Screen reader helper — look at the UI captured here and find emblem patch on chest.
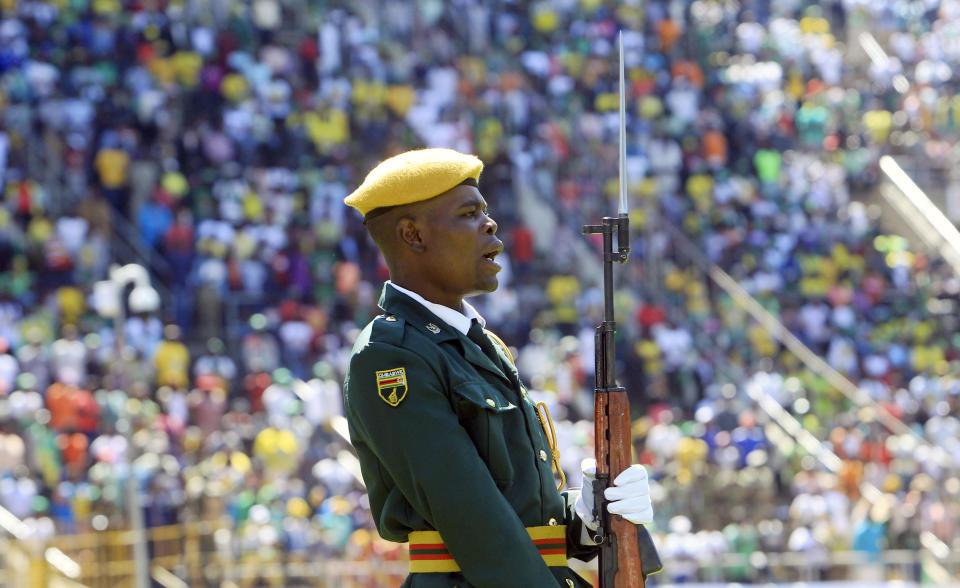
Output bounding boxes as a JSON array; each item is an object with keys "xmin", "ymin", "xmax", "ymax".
[{"xmin": 376, "ymin": 367, "xmax": 408, "ymax": 407}]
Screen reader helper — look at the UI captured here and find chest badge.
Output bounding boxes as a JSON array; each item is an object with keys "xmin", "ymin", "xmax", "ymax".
[
  {"xmin": 426, "ymin": 323, "xmax": 441, "ymax": 334},
  {"xmin": 376, "ymin": 367, "xmax": 408, "ymax": 407}
]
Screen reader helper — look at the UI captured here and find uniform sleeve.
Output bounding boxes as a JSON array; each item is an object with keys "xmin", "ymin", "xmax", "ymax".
[
  {"xmin": 345, "ymin": 341, "xmax": 559, "ymax": 588},
  {"xmin": 560, "ymin": 489, "xmax": 599, "ymax": 562}
]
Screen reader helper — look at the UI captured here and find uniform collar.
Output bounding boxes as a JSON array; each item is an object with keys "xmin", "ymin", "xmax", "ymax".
[
  {"xmin": 378, "ymin": 283, "xmax": 512, "ymax": 387},
  {"xmin": 385, "ymin": 281, "xmax": 484, "ymax": 335}
]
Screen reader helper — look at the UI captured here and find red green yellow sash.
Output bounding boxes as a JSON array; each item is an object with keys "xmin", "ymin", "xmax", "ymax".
[{"xmin": 408, "ymin": 524, "xmax": 567, "ymax": 573}]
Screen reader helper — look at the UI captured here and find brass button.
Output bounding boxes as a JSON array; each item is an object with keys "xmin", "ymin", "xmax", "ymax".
[
  {"xmin": 485, "ymin": 398, "xmax": 496, "ymax": 407},
  {"xmin": 539, "ymin": 449, "xmax": 548, "ymax": 462},
  {"xmin": 566, "ymin": 580, "xmax": 574, "ymax": 587},
  {"xmin": 384, "ymin": 315, "xmax": 397, "ymax": 322},
  {"xmin": 548, "ymin": 517, "xmax": 558, "ymax": 526}
]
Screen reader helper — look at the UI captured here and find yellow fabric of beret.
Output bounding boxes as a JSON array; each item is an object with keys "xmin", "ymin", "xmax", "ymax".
[{"xmin": 344, "ymin": 148, "xmax": 483, "ymax": 217}]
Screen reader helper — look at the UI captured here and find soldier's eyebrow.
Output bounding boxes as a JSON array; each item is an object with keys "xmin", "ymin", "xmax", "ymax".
[{"xmin": 454, "ymin": 195, "xmax": 487, "ymax": 212}]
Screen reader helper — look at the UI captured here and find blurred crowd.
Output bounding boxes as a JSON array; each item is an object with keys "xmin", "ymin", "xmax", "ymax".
[{"xmin": 1, "ymin": 0, "xmax": 959, "ymax": 583}]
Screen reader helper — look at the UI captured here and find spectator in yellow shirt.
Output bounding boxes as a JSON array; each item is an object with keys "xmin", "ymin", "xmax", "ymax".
[
  {"xmin": 153, "ymin": 324, "xmax": 190, "ymax": 389},
  {"xmin": 93, "ymin": 136, "xmax": 131, "ymax": 215}
]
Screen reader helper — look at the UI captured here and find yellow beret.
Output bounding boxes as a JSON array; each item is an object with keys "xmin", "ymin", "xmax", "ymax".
[{"xmin": 344, "ymin": 148, "xmax": 483, "ymax": 217}]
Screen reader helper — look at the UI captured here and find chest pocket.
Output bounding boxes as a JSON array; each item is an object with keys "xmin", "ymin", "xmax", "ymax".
[{"xmin": 450, "ymin": 381, "xmax": 518, "ymax": 488}]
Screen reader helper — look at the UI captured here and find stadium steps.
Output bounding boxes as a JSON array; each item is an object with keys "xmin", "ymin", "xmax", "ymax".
[
  {"xmin": 655, "ymin": 218, "xmax": 951, "ymax": 467},
  {"xmin": 106, "ymin": 210, "xmax": 175, "ymax": 310},
  {"xmin": 21, "ymin": 113, "xmax": 175, "ymax": 320},
  {"xmin": 644, "ymin": 219, "xmax": 957, "ymax": 583}
]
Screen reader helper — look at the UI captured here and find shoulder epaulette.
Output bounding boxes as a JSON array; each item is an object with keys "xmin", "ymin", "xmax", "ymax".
[{"xmin": 370, "ymin": 314, "xmax": 405, "ymax": 346}]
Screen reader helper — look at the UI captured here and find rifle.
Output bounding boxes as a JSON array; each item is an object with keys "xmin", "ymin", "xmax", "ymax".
[{"xmin": 581, "ymin": 32, "xmax": 645, "ymax": 588}]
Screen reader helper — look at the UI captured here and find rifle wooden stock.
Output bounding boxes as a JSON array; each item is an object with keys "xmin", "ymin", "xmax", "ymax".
[{"xmin": 596, "ymin": 388, "xmax": 644, "ymax": 587}]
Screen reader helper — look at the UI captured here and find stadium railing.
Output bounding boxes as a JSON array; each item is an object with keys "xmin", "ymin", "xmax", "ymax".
[
  {"xmin": 879, "ymin": 156, "xmax": 960, "ymax": 276},
  {"xmin": 3, "ymin": 521, "xmax": 959, "ymax": 587}
]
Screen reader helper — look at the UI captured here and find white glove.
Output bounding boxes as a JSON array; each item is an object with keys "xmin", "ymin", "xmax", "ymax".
[{"xmin": 575, "ymin": 458, "xmax": 653, "ymax": 532}]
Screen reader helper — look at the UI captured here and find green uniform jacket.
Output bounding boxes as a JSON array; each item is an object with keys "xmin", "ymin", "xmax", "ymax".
[{"xmin": 345, "ymin": 285, "xmax": 597, "ymax": 587}]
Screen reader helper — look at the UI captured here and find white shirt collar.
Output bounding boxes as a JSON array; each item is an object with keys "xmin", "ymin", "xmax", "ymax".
[{"xmin": 387, "ymin": 281, "xmax": 485, "ymax": 335}]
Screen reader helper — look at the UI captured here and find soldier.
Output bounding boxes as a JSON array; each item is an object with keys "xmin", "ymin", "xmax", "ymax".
[{"xmin": 343, "ymin": 148, "xmax": 660, "ymax": 587}]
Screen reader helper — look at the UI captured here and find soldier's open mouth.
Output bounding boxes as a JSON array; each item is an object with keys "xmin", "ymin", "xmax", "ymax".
[{"xmin": 481, "ymin": 247, "xmax": 502, "ymax": 270}]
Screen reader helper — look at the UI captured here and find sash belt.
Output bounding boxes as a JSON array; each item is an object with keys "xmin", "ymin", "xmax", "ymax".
[{"xmin": 408, "ymin": 524, "xmax": 567, "ymax": 573}]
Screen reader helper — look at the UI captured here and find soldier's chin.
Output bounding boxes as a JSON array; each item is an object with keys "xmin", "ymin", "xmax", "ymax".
[{"xmin": 469, "ymin": 278, "xmax": 499, "ymax": 297}]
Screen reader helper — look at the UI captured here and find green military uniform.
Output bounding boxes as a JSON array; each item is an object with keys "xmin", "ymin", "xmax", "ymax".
[{"xmin": 345, "ymin": 284, "xmax": 597, "ymax": 587}]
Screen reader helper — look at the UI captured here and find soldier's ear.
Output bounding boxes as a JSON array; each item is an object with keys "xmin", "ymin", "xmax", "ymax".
[{"xmin": 396, "ymin": 217, "xmax": 425, "ymax": 252}]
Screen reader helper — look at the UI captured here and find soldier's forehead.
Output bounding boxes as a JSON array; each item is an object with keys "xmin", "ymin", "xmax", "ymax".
[{"xmin": 444, "ymin": 185, "xmax": 487, "ymax": 210}]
